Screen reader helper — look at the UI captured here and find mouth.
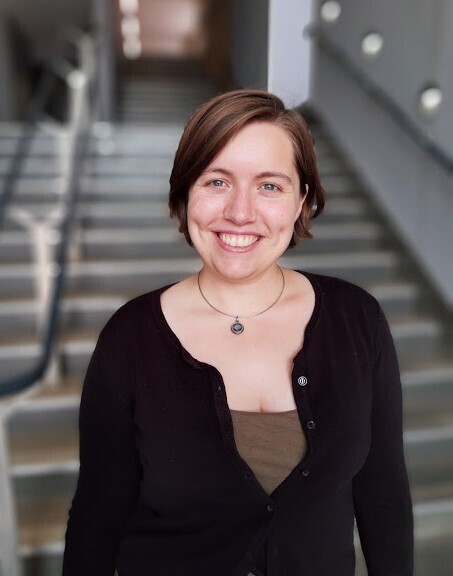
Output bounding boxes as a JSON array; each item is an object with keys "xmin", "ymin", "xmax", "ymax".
[{"xmin": 218, "ymin": 233, "xmax": 260, "ymax": 248}]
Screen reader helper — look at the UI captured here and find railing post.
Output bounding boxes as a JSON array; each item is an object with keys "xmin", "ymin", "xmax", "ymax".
[{"xmin": 0, "ymin": 412, "xmax": 20, "ymax": 576}]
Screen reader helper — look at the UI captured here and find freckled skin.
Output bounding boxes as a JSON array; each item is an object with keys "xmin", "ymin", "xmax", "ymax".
[{"xmin": 188, "ymin": 122, "xmax": 304, "ymax": 285}]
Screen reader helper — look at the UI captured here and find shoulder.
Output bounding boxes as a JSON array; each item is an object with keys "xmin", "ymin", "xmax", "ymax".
[
  {"xmin": 303, "ymin": 271, "xmax": 381, "ymax": 316},
  {"xmin": 301, "ymin": 272, "xmax": 385, "ymax": 346},
  {"xmin": 97, "ymin": 284, "xmax": 173, "ymax": 349}
]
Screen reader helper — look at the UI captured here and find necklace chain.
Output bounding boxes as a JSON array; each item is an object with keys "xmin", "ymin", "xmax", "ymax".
[{"xmin": 197, "ymin": 267, "xmax": 285, "ymax": 334}]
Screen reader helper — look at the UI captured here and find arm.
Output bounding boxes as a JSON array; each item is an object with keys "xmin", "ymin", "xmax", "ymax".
[
  {"xmin": 63, "ymin": 316, "xmax": 141, "ymax": 575},
  {"xmin": 353, "ymin": 309, "xmax": 414, "ymax": 576}
]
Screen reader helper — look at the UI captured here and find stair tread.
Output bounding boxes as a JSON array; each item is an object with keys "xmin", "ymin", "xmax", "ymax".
[{"xmin": 18, "ymin": 494, "xmax": 70, "ymax": 555}]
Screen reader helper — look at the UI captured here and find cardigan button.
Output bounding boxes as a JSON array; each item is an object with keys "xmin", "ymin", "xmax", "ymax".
[
  {"xmin": 266, "ymin": 503, "xmax": 276, "ymax": 513},
  {"xmin": 306, "ymin": 420, "xmax": 316, "ymax": 430},
  {"xmin": 297, "ymin": 376, "xmax": 308, "ymax": 386},
  {"xmin": 300, "ymin": 468, "xmax": 310, "ymax": 477}
]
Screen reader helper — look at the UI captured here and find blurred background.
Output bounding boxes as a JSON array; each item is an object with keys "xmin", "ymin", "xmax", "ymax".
[{"xmin": 0, "ymin": 0, "xmax": 452, "ymax": 574}]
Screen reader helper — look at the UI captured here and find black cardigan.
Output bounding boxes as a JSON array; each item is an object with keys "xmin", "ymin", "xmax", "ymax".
[{"xmin": 63, "ymin": 272, "xmax": 414, "ymax": 576}]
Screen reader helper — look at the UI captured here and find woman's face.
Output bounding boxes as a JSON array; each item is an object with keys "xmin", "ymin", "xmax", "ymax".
[{"xmin": 187, "ymin": 121, "xmax": 304, "ymax": 283}]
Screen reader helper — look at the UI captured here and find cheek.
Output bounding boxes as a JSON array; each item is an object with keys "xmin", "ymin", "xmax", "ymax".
[
  {"xmin": 187, "ymin": 192, "xmax": 221, "ymax": 233},
  {"xmin": 187, "ymin": 193, "xmax": 207, "ymax": 222}
]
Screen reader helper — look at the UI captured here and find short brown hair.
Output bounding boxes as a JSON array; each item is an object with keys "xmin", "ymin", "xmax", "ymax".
[{"xmin": 169, "ymin": 89, "xmax": 324, "ymax": 247}]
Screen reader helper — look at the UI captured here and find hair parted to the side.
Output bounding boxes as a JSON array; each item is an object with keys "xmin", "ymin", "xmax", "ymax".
[{"xmin": 168, "ymin": 88, "xmax": 325, "ymax": 247}]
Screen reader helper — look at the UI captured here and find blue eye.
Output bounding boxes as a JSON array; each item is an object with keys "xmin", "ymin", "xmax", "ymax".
[
  {"xmin": 262, "ymin": 183, "xmax": 279, "ymax": 191},
  {"xmin": 211, "ymin": 179, "xmax": 225, "ymax": 187}
]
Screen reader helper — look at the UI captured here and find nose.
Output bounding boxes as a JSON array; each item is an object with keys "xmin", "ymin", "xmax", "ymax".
[{"xmin": 223, "ymin": 185, "xmax": 256, "ymax": 224}]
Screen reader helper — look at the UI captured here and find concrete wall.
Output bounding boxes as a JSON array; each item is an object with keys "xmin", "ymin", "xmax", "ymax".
[
  {"xmin": 314, "ymin": 0, "xmax": 453, "ymax": 169},
  {"xmin": 231, "ymin": 0, "xmax": 269, "ymax": 90},
  {"xmin": 0, "ymin": 18, "xmax": 14, "ymax": 121},
  {"xmin": 311, "ymin": 0, "xmax": 453, "ymax": 307},
  {"xmin": 231, "ymin": 0, "xmax": 313, "ymax": 107}
]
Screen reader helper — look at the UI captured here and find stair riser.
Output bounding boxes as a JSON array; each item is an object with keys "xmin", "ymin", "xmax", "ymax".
[
  {"xmin": 0, "ymin": 277, "xmax": 34, "ymax": 297},
  {"xmin": 405, "ymin": 436, "xmax": 453, "ymax": 491},
  {"xmin": 86, "ymin": 160, "xmax": 174, "ymax": 176},
  {"xmin": 59, "ymin": 306, "xmax": 120, "ymax": 333},
  {"xmin": 0, "ymin": 244, "xmax": 32, "ymax": 263},
  {"xmin": 0, "ymin": 159, "xmax": 62, "ymax": 177},
  {"xmin": 0, "ymin": 355, "xmax": 40, "ymax": 382},
  {"xmin": 63, "ymin": 265, "xmax": 400, "ymax": 298},
  {"xmin": 78, "ymin": 215, "xmax": 172, "ymax": 229},
  {"xmin": 79, "ymin": 237, "xmax": 386, "ymax": 261},
  {"xmin": 403, "ymin": 380, "xmax": 453, "ymax": 428},
  {"xmin": 0, "ymin": 312, "xmax": 37, "ymax": 337},
  {"xmin": 21, "ymin": 555, "xmax": 64, "ymax": 576},
  {"xmin": 65, "ymin": 270, "xmax": 189, "ymax": 297},
  {"xmin": 375, "ymin": 297, "xmax": 419, "ymax": 317},
  {"xmin": 394, "ymin": 334, "xmax": 443, "ymax": 366}
]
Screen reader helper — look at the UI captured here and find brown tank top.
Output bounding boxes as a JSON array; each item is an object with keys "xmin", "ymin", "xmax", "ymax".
[
  {"xmin": 230, "ymin": 409, "xmax": 307, "ymax": 495},
  {"xmin": 230, "ymin": 410, "xmax": 307, "ymax": 576}
]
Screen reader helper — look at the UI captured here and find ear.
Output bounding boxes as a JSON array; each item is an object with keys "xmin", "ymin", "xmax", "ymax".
[{"xmin": 294, "ymin": 184, "xmax": 309, "ymax": 222}]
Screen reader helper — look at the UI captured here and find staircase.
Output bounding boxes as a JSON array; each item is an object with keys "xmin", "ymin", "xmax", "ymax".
[{"xmin": 1, "ymin": 61, "xmax": 452, "ymax": 576}]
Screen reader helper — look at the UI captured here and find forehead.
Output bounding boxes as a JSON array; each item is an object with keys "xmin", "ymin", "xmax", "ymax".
[{"xmin": 208, "ymin": 122, "xmax": 296, "ymax": 168}]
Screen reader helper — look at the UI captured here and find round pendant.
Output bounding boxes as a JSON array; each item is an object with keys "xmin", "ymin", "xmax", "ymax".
[{"xmin": 231, "ymin": 320, "xmax": 244, "ymax": 335}]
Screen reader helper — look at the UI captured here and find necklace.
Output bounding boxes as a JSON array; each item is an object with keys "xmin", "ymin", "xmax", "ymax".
[{"xmin": 197, "ymin": 267, "xmax": 285, "ymax": 335}]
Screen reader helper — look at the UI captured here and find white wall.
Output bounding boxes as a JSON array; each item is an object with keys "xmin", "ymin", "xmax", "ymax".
[
  {"xmin": 231, "ymin": 0, "xmax": 313, "ymax": 107},
  {"xmin": 314, "ymin": 0, "xmax": 453, "ymax": 168},
  {"xmin": 312, "ymin": 41, "xmax": 453, "ymax": 308},
  {"xmin": 267, "ymin": 0, "xmax": 313, "ymax": 107}
]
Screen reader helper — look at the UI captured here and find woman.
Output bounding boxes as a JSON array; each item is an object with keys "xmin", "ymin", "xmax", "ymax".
[{"xmin": 63, "ymin": 89, "xmax": 413, "ymax": 576}]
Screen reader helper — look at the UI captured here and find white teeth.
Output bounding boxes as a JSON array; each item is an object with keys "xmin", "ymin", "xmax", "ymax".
[{"xmin": 219, "ymin": 234, "xmax": 259, "ymax": 247}]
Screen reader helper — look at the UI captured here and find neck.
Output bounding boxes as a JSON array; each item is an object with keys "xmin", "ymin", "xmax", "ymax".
[{"xmin": 197, "ymin": 265, "xmax": 285, "ymax": 318}]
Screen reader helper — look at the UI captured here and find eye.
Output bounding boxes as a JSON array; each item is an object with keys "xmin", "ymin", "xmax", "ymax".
[
  {"xmin": 261, "ymin": 183, "xmax": 280, "ymax": 192},
  {"xmin": 210, "ymin": 179, "xmax": 226, "ymax": 187}
]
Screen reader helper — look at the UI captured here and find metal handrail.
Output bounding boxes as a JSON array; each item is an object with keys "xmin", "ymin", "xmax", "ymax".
[
  {"xmin": 308, "ymin": 25, "xmax": 453, "ymax": 172},
  {"xmin": 0, "ymin": 33, "xmax": 94, "ymax": 398},
  {"xmin": 0, "ymin": 130, "xmax": 89, "ymax": 397},
  {"xmin": 0, "ymin": 72, "xmax": 57, "ymax": 228}
]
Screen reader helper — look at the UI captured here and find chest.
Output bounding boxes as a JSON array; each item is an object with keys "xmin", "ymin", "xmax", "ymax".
[{"xmin": 182, "ymin": 317, "xmax": 305, "ymax": 412}]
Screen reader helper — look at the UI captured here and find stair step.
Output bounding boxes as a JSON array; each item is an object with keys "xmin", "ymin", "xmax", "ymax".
[
  {"xmin": 12, "ymin": 377, "xmax": 82, "ymax": 414},
  {"xmin": 15, "ymin": 476, "xmax": 76, "ymax": 557},
  {"xmin": 402, "ymin": 365, "xmax": 453, "ymax": 428},
  {"xmin": 80, "ymin": 175, "xmax": 170, "ymax": 199},
  {"xmin": 388, "ymin": 316, "xmax": 443, "ymax": 364},
  {"xmin": 405, "ymin": 426, "xmax": 453, "ymax": 500},
  {"xmin": 85, "ymin": 157, "xmax": 174, "ymax": 177},
  {"xmin": 0, "ymin": 157, "xmax": 63, "ymax": 177},
  {"xmin": 0, "ymin": 342, "xmax": 40, "ymax": 381},
  {"xmin": 0, "ymin": 295, "xmax": 125, "ymax": 338},
  {"xmin": 368, "ymin": 281, "xmax": 420, "ymax": 315},
  {"xmin": 9, "ymin": 416, "xmax": 79, "ymax": 477}
]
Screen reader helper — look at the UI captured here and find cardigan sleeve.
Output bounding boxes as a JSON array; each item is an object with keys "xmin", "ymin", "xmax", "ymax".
[
  {"xmin": 352, "ymin": 309, "xmax": 414, "ymax": 576},
  {"xmin": 63, "ymin": 316, "xmax": 141, "ymax": 575}
]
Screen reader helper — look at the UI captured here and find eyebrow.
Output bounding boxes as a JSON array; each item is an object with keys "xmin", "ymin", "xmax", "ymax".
[{"xmin": 204, "ymin": 167, "xmax": 294, "ymax": 185}]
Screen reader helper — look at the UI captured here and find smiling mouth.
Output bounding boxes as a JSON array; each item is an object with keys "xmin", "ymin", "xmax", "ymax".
[{"xmin": 218, "ymin": 233, "xmax": 260, "ymax": 247}]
